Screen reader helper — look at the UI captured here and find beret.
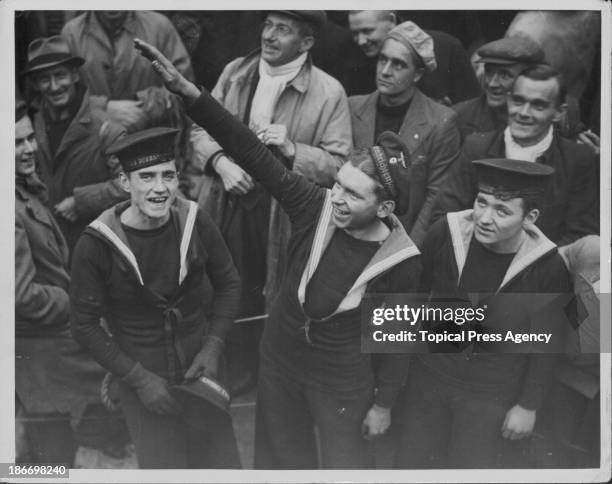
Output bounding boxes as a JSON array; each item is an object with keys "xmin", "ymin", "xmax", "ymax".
[
  {"xmin": 385, "ymin": 21, "xmax": 437, "ymax": 72},
  {"xmin": 269, "ymin": 11, "xmax": 327, "ymax": 29},
  {"xmin": 473, "ymin": 158, "xmax": 554, "ymax": 198}
]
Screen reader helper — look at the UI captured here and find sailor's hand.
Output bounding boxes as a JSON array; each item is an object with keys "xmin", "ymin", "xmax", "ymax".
[
  {"xmin": 184, "ymin": 336, "xmax": 224, "ymax": 380},
  {"xmin": 214, "ymin": 155, "xmax": 255, "ymax": 195},
  {"xmin": 361, "ymin": 403, "xmax": 391, "ymax": 440},
  {"xmin": 134, "ymin": 38, "xmax": 199, "ymax": 102},
  {"xmin": 54, "ymin": 196, "xmax": 77, "ymax": 221},
  {"xmin": 122, "ymin": 363, "xmax": 180, "ymax": 415}
]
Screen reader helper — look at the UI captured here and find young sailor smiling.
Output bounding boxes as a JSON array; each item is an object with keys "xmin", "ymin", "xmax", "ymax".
[{"xmin": 132, "ymin": 38, "xmax": 422, "ymax": 469}]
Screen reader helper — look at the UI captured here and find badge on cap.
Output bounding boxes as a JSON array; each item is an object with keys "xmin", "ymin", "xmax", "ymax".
[{"xmin": 389, "ymin": 152, "xmax": 407, "ymax": 169}]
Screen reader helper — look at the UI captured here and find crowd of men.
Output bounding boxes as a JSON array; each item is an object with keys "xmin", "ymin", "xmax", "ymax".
[{"xmin": 14, "ymin": 10, "xmax": 602, "ymax": 470}]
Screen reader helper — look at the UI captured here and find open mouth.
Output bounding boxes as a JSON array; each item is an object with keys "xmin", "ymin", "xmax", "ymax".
[
  {"xmin": 333, "ymin": 206, "xmax": 350, "ymax": 217},
  {"xmin": 148, "ymin": 196, "xmax": 168, "ymax": 206}
]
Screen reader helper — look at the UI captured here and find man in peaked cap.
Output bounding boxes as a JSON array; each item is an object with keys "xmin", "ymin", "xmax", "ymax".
[
  {"xmin": 349, "ymin": 20, "xmax": 461, "ymax": 247},
  {"xmin": 23, "ymin": 35, "xmax": 127, "ymax": 253},
  {"xmin": 135, "ymin": 37, "xmax": 421, "ymax": 468},
  {"xmin": 452, "ymin": 35, "xmax": 545, "ymax": 140},
  {"xmin": 187, "ymin": 9, "xmax": 351, "ymax": 396},
  {"xmin": 395, "ymin": 158, "xmax": 572, "ymax": 468},
  {"xmin": 69, "ymin": 127, "xmax": 242, "ymax": 468}
]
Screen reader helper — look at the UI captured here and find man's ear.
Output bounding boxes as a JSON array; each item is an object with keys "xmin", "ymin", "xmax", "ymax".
[
  {"xmin": 552, "ymin": 102, "xmax": 568, "ymax": 125},
  {"xmin": 299, "ymin": 35, "xmax": 315, "ymax": 53},
  {"xmin": 377, "ymin": 199, "xmax": 395, "ymax": 219},
  {"xmin": 413, "ymin": 67, "xmax": 425, "ymax": 84},
  {"xmin": 523, "ymin": 208, "xmax": 540, "ymax": 226},
  {"xmin": 387, "ymin": 11, "xmax": 397, "ymax": 26},
  {"xmin": 119, "ymin": 172, "xmax": 131, "ymax": 193}
]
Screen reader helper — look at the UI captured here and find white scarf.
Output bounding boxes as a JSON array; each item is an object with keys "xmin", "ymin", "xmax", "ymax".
[
  {"xmin": 249, "ymin": 52, "xmax": 308, "ymax": 132},
  {"xmin": 504, "ymin": 125, "xmax": 554, "ymax": 162}
]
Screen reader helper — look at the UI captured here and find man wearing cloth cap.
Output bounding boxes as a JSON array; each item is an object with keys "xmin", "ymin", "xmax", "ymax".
[
  {"xmin": 346, "ymin": 11, "xmax": 480, "ymax": 103},
  {"xmin": 434, "ymin": 64, "xmax": 599, "ymax": 248},
  {"xmin": 188, "ymin": 11, "xmax": 352, "ymax": 394},
  {"xmin": 69, "ymin": 128, "xmax": 241, "ymax": 468},
  {"xmin": 453, "ymin": 35, "xmax": 545, "ymax": 141},
  {"xmin": 349, "ymin": 21, "xmax": 461, "ymax": 247},
  {"xmin": 135, "ymin": 38, "xmax": 421, "ymax": 468},
  {"xmin": 395, "ymin": 158, "xmax": 572, "ymax": 468},
  {"xmin": 22, "ymin": 35, "xmax": 127, "ymax": 252}
]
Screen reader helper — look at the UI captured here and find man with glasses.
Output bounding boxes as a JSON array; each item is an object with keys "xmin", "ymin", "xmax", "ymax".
[
  {"xmin": 349, "ymin": 21, "xmax": 461, "ymax": 247},
  {"xmin": 189, "ymin": 10, "xmax": 351, "ymax": 395},
  {"xmin": 69, "ymin": 128, "xmax": 242, "ymax": 468}
]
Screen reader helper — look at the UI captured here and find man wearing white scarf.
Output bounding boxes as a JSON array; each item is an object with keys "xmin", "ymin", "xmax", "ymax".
[
  {"xmin": 187, "ymin": 10, "xmax": 352, "ymax": 398},
  {"xmin": 434, "ymin": 64, "xmax": 599, "ymax": 249}
]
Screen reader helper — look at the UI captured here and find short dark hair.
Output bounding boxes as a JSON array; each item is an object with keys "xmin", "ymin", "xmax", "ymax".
[
  {"xmin": 517, "ymin": 64, "xmax": 567, "ymax": 106},
  {"xmin": 347, "ymin": 149, "xmax": 388, "ymax": 202}
]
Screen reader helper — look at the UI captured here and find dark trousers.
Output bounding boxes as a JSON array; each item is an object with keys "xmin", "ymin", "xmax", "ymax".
[
  {"xmin": 117, "ymin": 382, "xmax": 241, "ymax": 469},
  {"xmin": 394, "ymin": 359, "xmax": 519, "ymax": 469},
  {"xmin": 254, "ymin": 357, "xmax": 374, "ymax": 469}
]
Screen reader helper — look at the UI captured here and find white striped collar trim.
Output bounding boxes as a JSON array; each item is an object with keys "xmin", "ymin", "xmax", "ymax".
[
  {"xmin": 178, "ymin": 201, "xmax": 198, "ymax": 285},
  {"xmin": 89, "ymin": 219, "xmax": 144, "ymax": 285}
]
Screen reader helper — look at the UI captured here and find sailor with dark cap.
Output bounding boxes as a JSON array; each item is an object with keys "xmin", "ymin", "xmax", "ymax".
[
  {"xmin": 395, "ymin": 158, "xmax": 572, "ymax": 468},
  {"xmin": 453, "ymin": 35, "xmax": 545, "ymax": 140},
  {"xmin": 69, "ymin": 127, "xmax": 242, "ymax": 468},
  {"xmin": 135, "ymin": 38, "xmax": 421, "ymax": 469}
]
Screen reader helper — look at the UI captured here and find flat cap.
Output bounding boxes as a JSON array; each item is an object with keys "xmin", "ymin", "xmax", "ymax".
[
  {"xmin": 170, "ymin": 375, "xmax": 231, "ymax": 430},
  {"xmin": 477, "ymin": 36, "xmax": 545, "ymax": 65},
  {"xmin": 385, "ymin": 21, "xmax": 437, "ymax": 72},
  {"xmin": 270, "ymin": 11, "xmax": 327, "ymax": 29},
  {"xmin": 107, "ymin": 127, "xmax": 178, "ymax": 172},
  {"xmin": 473, "ymin": 158, "xmax": 554, "ymax": 198}
]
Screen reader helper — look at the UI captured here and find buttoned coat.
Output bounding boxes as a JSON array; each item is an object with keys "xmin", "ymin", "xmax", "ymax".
[
  {"xmin": 32, "ymin": 90, "xmax": 126, "ymax": 252},
  {"xmin": 193, "ymin": 50, "xmax": 352, "ymax": 304},
  {"xmin": 349, "ymin": 89, "xmax": 461, "ymax": 247}
]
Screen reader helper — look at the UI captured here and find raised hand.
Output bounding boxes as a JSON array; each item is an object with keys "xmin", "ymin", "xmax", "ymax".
[{"xmin": 133, "ymin": 38, "xmax": 200, "ymax": 101}]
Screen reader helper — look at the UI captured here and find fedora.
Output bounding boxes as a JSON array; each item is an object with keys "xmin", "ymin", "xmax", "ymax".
[{"xmin": 22, "ymin": 35, "xmax": 84, "ymax": 76}]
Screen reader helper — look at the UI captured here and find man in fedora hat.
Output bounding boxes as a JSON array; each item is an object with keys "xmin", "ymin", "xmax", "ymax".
[
  {"xmin": 23, "ymin": 35, "xmax": 127, "ymax": 252},
  {"xmin": 395, "ymin": 158, "xmax": 572, "ymax": 468},
  {"xmin": 349, "ymin": 20, "xmax": 461, "ymax": 247},
  {"xmin": 69, "ymin": 127, "xmax": 242, "ymax": 468},
  {"xmin": 188, "ymin": 10, "xmax": 352, "ymax": 396},
  {"xmin": 135, "ymin": 38, "xmax": 421, "ymax": 469}
]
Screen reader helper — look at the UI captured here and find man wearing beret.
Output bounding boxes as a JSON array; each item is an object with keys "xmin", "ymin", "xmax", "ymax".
[
  {"xmin": 135, "ymin": 38, "xmax": 421, "ymax": 469},
  {"xmin": 189, "ymin": 10, "xmax": 352, "ymax": 394},
  {"xmin": 14, "ymin": 99, "xmax": 107, "ymax": 465},
  {"xmin": 434, "ymin": 64, "xmax": 599, "ymax": 248},
  {"xmin": 349, "ymin": 21, "xmax": 461, "ymax": 247},
  {"xmin": 23, "ymin": 35, "xmax": 128, "ymax": 253},
  {"xmin": 346, "ymin": 11, "xmax": 481, "ymax": 103},
  {"xmin": 453, "ymin": 35, "xmax": 545, "ymax": 141},
  {"xmin": 395, "ymin": 159, "xmax": 572, "ymax": 468},
  {"xmin": 69, "ymin": 127, "xmax": 241, "ymax": 468}
]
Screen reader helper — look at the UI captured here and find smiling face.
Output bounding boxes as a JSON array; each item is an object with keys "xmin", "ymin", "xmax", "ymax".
[
  {"xmin": 376, "ymin": 38, "xmax": 423, "ymax": 106},
  {"xmin": 120, "ymin": 161, "xmax": 179, "ymax": 229},
  {"xmin": 33, "ymin": 64, "xmax": 79, "ymax": 112},
  {"xmin": 472, "ymin": 191, "xmax": 538, "ymax": 253},
  {"xmin": 15, "ymin": 115, "xmax": 38, "ymax": 177},
  {"xmin": 348, "ymin": 10, "xmax": 395, "ymax": 58},
  {"xmin": 507, "ymin": 75, "xmax": 565, "ymax": 146},
  {"xmin": 260, "ymin": 13, "xmax": 313, "ymax": 67},
  {"xmin": 483, "ymin": 62, "xmax": 525, "ymax": 108},
  {"xmin": 330, "ymin": 163, "xmax": 392, "ymax": 238}
]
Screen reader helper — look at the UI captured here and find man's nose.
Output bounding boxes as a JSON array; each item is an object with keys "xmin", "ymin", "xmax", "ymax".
[
  {"xmin": 24, "ymin": 139, "xmax": 36, "ymax": 153},
  {"xmin": 479, "ymin": 207, "xmax": 493, "ymax": 224},
  {"xmin": 518, "ymin": 102, "xmax": 531, "ymax": 117},
  {"xmin": 49, "ymin": 76, "xmax": 60, "ymax": 91},
  {"xmin": 153, "ymin": 175, "xmax": 166, "ymax": 191},
  {"xmin": 487, "ymin": 72, "xmax": 501, "ymax": 87},
  {"xmin": 357, "ymin": 33, "xmax": 368, "ymax": 46},
  {"xmin": 380, "ymin": 60, "xmax": 393, "ymax": 76}
]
